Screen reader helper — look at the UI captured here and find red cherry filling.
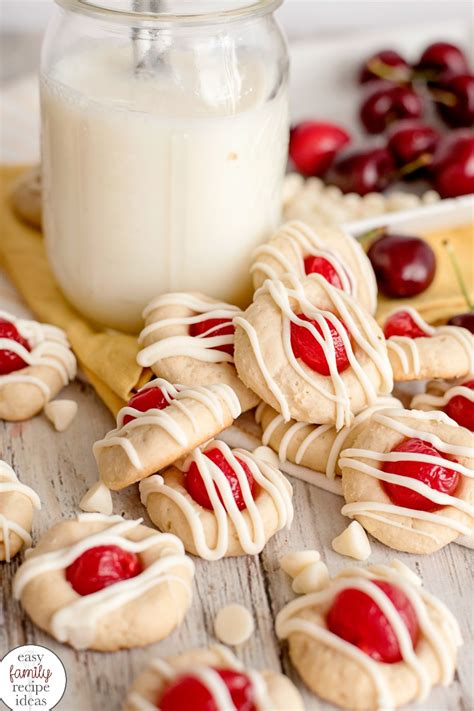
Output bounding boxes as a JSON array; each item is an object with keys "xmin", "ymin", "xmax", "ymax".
[
  {"xmin": 290, "ymin": 313, "xmax": 351, "ymax": 376},
  {"xmin": 327, "ymin": 580, "xmax": 419, "ymax": 663},
  {"xmin": 123, "ymin": 385, "xmax": 172, "ymax": 425},
  {"xmin": 185, "ymin": 447, "xmax": 256, "ymax": 512},
  {"xmin": 382, "ymin": 437, "xmax": 460, "ymax": 512},
  {"xmin": 189, "ymin": 318, "xmax": 234, "ymax": 356},
  {"xmin": 383, "ymin": 310, "xmax": 430, "ymax": 339},
  {"xmin": 444, "ymin": 380, "xmax": 474, "ymax": 431},
  {"xmin": 304, "ymin": 255, "xmax": 346, "ymax": 291},
  {"xmin": 65, "ymin": 545, "xmax": 142, "ymax": 596},
  {"xmin": 159, "ymin": 668, "xmax": 256, "ymax": 711},
  {"xmin": 0, "ymin": 318, "xmax": 31, "ymax": 375}
]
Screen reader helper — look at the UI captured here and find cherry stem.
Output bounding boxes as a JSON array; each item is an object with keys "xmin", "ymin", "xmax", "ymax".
[
  {"xmin": 359, "ymin": 227, "xmax": 386, "ymax": 249},
  {"xmin": 396, "ymin": 153, "xmax": 433, "ymax": 178},
  {"xmin": 429, "ymin": 88, "xmax": 457, "ymax": 107},
  {"xmin": 443, "ymin": 239, "xmax": 474, "ymax": 311},
  {"xmin": 367, "ymin": 58, "xmax": 411, "ymax": 84}
]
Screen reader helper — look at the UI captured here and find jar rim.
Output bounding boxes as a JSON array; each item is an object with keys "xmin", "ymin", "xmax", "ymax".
[{"xmin": 55, "ymin": 0, "xmax": 283, "ymax": 24}]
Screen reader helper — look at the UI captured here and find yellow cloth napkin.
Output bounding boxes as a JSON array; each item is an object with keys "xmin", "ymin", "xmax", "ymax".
[
  {"xmin": 374, "ymin": 222, "xmax": 474, "ymax": 326},
  {"xmin": 0, "ymin": 165, "xmax": 151, "ymax": 415}
]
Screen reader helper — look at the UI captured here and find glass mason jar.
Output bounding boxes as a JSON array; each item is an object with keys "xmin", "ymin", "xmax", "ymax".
[{"xmin": 41, "ymin": 0, "xmax": 289, "ymax": 333}]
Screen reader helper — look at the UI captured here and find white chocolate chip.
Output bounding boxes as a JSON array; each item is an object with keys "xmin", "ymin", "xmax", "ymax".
[
  {"xmin": 252, "ymin": 445, "xmax": 280, "ymax": 468},
  {"xmin": 280, "ymin": 550, "xmax": 320, "ymax": 578},
  {"xmin": 214, "ymin": 604, "xmax": 254, "ymax": 646},
  {"xmin": 292, "ymin": 561, "xmax": 330, "ymax": 594},
  {"xmin": 332, "ymin": 521, "xmax": 371, "ymax": 561},
  {"xmin": 44, "ymin": 399, "xmax": 78, "ymax": 432},
  {"xmin": 79, "ymin": 481, "xmax": 113, "ymax": 516},
  {"xmin": 390, "ymin": 559, "xmax": 422, "ymax": 586}
]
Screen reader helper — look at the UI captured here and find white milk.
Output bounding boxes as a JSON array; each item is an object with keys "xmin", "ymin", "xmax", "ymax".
[{"xmin": 41, "ymin": 47, "xmax": 288, "ymax": 333}]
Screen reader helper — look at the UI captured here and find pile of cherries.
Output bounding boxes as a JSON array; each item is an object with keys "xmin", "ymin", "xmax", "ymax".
[{"xmin": 289, "ymin": 41, "xmax": 474, "ymax": 197}]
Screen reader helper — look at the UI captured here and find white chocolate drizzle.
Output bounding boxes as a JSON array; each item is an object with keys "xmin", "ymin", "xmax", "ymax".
[
  {"xmin": 137, "ymin": 293, "xmax": 241, "ymax": 367},
  {"xmin": 93, "ymin": 380, "xmax": 241, "ymax": 470},
  {"xmin": 0, "ymin": 310, "xmax": 76, "ymax": 400},
  {"xmin": 0, "ymin": 460, "xmax": 41, "ymax": 562},
  {"xmin": 340, "ymin": 408, "xmax": 474, "ymax": 542},
  {"xmin": 411, "ymin": 376, "xmax": 474, "ymax": 417},
  {"xmin": 276, "ymin": 563, "xmax": 461, "ymax": 710},
  {"xmin": 127, "ymin": 645, "xmax": 273, "ymax": 711},
  {"xmin": 386, "ymin": 307, "xmax": 474, "ymax": 377},
  {"xmin": 140, "ymin": 441, "xmax": 293, "ymax": 561},
  {"xmin": 13, "ymin": 514, "xmax": 194, "ymax": 649}
]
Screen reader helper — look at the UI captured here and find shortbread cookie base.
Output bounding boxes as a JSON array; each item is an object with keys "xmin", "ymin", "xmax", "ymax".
[
  {"xmin": 19, "ymin": 519, "xmax": 193, "ymax": 651},
  {"xmin": 341, "ymin": 414, "xmax": 474, "ymax": 554},
  {"xmin": 0, "ymin": 489, "xmax": 34, "ymax": 560},
  {"xmin": 388, "ymin": 332, "xmax": 473, "ymax": 382},
  {"xmin": 145, "ymin": 467, "xmax": 285, "ymax": 558},
  {"xmin": 287, "ymin": 602, "xmax": 456, "ymax": 710},
  {"xmin": 0, "ymin": 364, "xmax": 65, "ymax": 421},
  {"xmin": 124, "ymin": 647, "xmax": 304, "ymax": 711}
]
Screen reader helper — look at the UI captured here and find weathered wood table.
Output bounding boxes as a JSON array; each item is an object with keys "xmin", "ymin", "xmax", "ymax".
[{"xmin": 1, "ymin": 376, "xmax": 472, "ymax": 711}]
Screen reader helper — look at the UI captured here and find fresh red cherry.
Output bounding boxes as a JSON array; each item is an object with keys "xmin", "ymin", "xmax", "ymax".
[
  {"xmin": 189, "ymin": 318, "xmax": 234, "ymax": 356},
  {"xmin": 367, "ymin": 233, "xmax": 436, "ymax": 298},
  {"xmin": 185, "ymin": 447, "xmax": 256, "ymax": 512},
  {"xmin": 0, "ymin": 318, "xmax": 31, "ymax": 375},
  {"xmin": 430, "ymin": 129, "xmax": 474, "ymax": 198},
  {"xmin": 327, "ymin": 580, "xmax": 419, "ymax": 663},
  {"xmin": 289, "ymin": 121, "xmax": 351, "ymax": 177},
  {"xmin": 123, "ymin": 385, "xmax": 172, "ymax": 425},
  {"xmin": 359, "ymin": 49, "xmax": 411, "ymax": 85},
  {"xmin": 448, "ymin": 313, "xmax": 474, "ymax": 333},
  {"xmin": 290, "ymin": 313, "xmax": 350, "ymax": 376},
  {"xmin": 415, "ymin": 42, "xmax": 469, "ymax": 81},
  {"xmin": 159, "ymin": 668, "xmax": 256, "ymax": 711},
  {"xmin": 444, "ymin": 379, "xmax": 474, "ymax": 431},
  {"xmin": 326, "ymin": 147, "xmax": 395, "ymax": 195},
  {"xmin": 382, "ymin": 437, "xmax": 460, "ymax": 512},
  {"xmin": 304, "ymin": 255, "xmax": 346, "ymax": 291},
  {"xmin": 432, "ymin": 73, "xmax": 474, "ymax": 128},
  {"xmin": 65, "ymin": 545, "xmax": 142, "ymax": 596},
  {"xmin": 359, "ymin": 82, "xmax": 424, "ymax": 134},
  {"xmin": 386, "ymin": 120, "xmax": 439, "ymax": 176},
  {"xmin": 384, "ymin": 310, "xmax": 430, "ymax": 339}
]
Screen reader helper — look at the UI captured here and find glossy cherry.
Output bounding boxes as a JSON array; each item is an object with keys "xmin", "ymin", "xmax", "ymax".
[
  {"xmin": 189, "ymin": 318, "xmax": 234, "ymax": 356},
  {"xmin": 326, "ymin": 147, "xmax": 395, "ymax": 195},
  {"xmin": 65, "ymin": 545, "xmax": 142, "ymax": 596},
  {"xmin": 444, "ymin": 379, "xmax": 474, "ymax": 431},
  {"xmin": 415, "ymin": 42, "xmax": 469, "ymax": 81},
  {"xmin": 359, "ymin": 82, "xmax": 424, "ymax": 134},
  {"xmin": 289, "ymin": 121, "xmax": 351, "ymax": 177},
  {"xmin": 290, "ymin": 313, "xmax": 350, "ymax": 376},
  {"xmin": 123, "ymin": 385, "xmax": 172, "ymax": 425},
  {"xmin": 0, "ymin": 318, "xmax": 31, "ymax": 375},
  {"xmin": 430, "ymin": 129, "xmax": 474, "ymax": 198},
  {"xmin": 359, "ymin": 49, "xmax": 411, "ymax": 85},
  {"xmin": 433, "ymin": 73, "xmax": 474, "ymax": 128},
  {"xmin": 304, "ymin": 255, "xmax": 346, "ymax": 290},
  {"xmin": 367, "ymin": 233, "xmax": 436, "ymax": 298},
  {"xmin": 382, "ymin": 437, "xmax": 460, "ymax": 512},
  {"xmin": 326, "ymin": 580, "xmax": 419, "ymax": 663},
  {"xmin": 448, "ymin": 313, "xmax": 474, "ymax": 333},
  {"xmin": 383, "ymin": 310, "xmax": 430, "ymax": 339},
  {"xmin": 159, "ymin": 668, "xmax": 256, "ymax": 711},
  {"xmin": 185, "ymin": 447, "xmax": 256, "ymax": 512},
  {"xmin": 386, "ymin": 120, "xmax": 439, "ymax": 174}
]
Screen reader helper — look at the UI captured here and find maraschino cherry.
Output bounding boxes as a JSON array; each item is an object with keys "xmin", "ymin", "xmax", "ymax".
[
  {"xmin": 444, "ymin": 380, "xmax": 474, "ymax": 431},
  {"xmin": 367, "ymin": 233, "xmax": 436, "ymax": 298},
  {"xmin": 123, "ymin": 384, "xmax": 172, "ymax": 425},
  {"xmin": 382, "ymin": 438, "xmax": 460, "ymax": 511},
  {"xmin": 66, "ymin": 545, "xmax": 142, "ymax": 596},
  {"xmin": 386, "ymin": 120, "xmax": 439, "ymax": 176},
  {"xmin": 433, "ymin": 73, "xmax": 474, "ymax": 128},
  {"xmin": 185, "ymin": 447, "xmax": 256, "ymax": 511},
  {"xmin": 414, "ymin": 42, "xmax": 469, "ymax": 81},
  {"xmin": 383, "ymin": 310, "xmax": 430, "ymax": 339},
  {"xmin": 289, "ymin": 121, "xmax": 351, "ymax": 177},
  {"xmin": 326, "ymin": 580, "xmax": 419, "ymax": 663},
  {"xmin": 359, "ymin": 82, "xmax": 423, "ymax": 134},
  {"xmin": 189, "ymin": 318, "xmax": 234, "ymax": 356},
  {"xmin": 304, "ymin": 255, "xmax": 346, "ymax": 291},
  {"xmin": 0, "ymin": 318, "xmax": 31, "ymax": 375},
  {"xmin": 430, "ymin": 129, "xmax": 474, "ymax": 198},
  {"xmin": 326, "ymin": 147, "xmax": 395, "ymax": 195},
  {"xmin": 290, "ymin": 313, "xmax": 350, "ymax": 376},
  {"xmin": 159, "ymin": 668, "xmax": 256, "ymax": 711},
  {"xmin": 359, "ymin": 49, "xmax": 411, "ymax": 85}
]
